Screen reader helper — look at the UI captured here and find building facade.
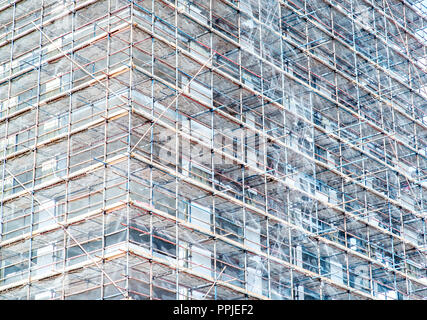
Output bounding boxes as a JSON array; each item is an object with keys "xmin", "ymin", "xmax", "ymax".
[{"xmin": 0, "ymin": 0, "xmax": 426, "ymax": 299}]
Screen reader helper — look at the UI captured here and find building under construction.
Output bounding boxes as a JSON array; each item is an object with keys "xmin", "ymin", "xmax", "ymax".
[{"xmin": 0, "ymin": 0, "xmax": 426, "ymax": 300}]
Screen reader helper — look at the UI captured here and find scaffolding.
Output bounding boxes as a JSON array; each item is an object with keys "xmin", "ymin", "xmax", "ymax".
[{"xmin": 0, "ymin": 0, "xmax": 426, "ymax": 300}]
